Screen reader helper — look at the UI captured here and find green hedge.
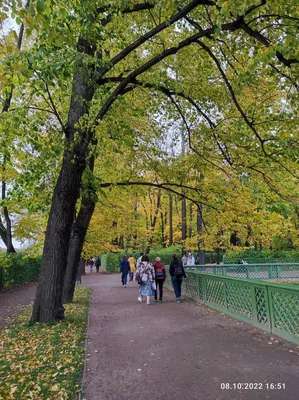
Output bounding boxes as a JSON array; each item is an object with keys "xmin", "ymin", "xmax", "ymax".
[
  {"xmin": 101, "ymin": 253, "xmax": 123, "ymax": 273},
  {"xmin": 224, "ymin": 249, "xmax": 299, "ymax": 264},
  {"xmin": 0, "ymin": 253, "xmax": 41, "ymax": 289}
]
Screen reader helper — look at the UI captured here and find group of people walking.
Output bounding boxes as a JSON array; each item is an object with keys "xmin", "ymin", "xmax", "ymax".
[
  {"xmin": 119, "ymin": 253, "xmax": 187, "ymax": 305},
  {"xmin": 87, "ymin": 257, "xmax": 101, "ymax": 273}
]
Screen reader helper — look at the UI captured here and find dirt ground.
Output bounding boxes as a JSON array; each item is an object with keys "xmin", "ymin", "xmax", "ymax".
[
  {"xmin": 0, "ymin": 281, "xmax": 37, "ymax": 328},
  {"xmin": 81, "ymin": 273, "xmax": 299, "ymax": 400}
]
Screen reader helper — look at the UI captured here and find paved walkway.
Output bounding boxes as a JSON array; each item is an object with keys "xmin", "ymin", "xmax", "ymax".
[
  {"xmin": 0, "ymin": 281, "xmax": 37, "ymax": 328},
  {"xmin": 82, "ymin": 273, "xmax": 299, "ymax": 400}
]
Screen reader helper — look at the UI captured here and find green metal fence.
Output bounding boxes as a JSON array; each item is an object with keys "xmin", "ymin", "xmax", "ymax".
[
  {"xmin": 185, "ymin": 263, "xmax": 299, "ymax": 280},
  {"xmin": 165, "ymin": 271, "xmax": 299, "ymax": 345}
]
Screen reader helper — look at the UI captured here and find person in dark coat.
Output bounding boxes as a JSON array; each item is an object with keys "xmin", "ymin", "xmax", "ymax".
[
  {"xmin": 153, "ymin": 257, "xmax": 166, "ymax": 302},
  {"xmin": 119, "ymin": 255, "xmax": 130, "ymax": 288},
  {"xmin": 169, "ymin": 253, "xmax": 187, "ymax": 303},
  {"xmin": 95, "ymin": 256, "xmax": 101, "ymax": 273}
]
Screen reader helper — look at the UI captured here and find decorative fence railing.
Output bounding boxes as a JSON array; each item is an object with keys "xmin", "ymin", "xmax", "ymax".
[
  {"xmin": 184, "ymin": 263, "xmax": 299, "ymax": 280},
  {"xmin": 164, "ymin": 271, "xmax": 299, "ymax": 345}
]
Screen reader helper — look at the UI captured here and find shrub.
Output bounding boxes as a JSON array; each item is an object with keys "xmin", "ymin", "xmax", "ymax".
[
  {"xmin": 224, "ymin": 249, "xmax": 299, "ymax": 264},
  {"xmin": 101, "ymin": 253, "xmax": 122, "ymax": 273},
  {"xmin": 0, "ymin": 253, "xmax": 41, "ymax": 289}
]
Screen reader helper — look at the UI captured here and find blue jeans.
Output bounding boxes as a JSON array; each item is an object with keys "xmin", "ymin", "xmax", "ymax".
[
  {"xmin": 171, "ymin": 276, "xmax": 183, "ymax": 299},
  {"xmin": 121, "ymin": 272, "xmax": 128, "ymax": 286},
  {"xmin": 129, "ymin": 272, "xmax": 134, "ymax": 281}
]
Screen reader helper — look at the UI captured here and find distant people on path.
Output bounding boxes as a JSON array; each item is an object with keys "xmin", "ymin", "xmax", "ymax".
[
  {"xmin": 88, "ymin": 258, "xmax": 94, "ymax": 273},
  {"xmin": 186, "ymin": 252, "xmax": 195, "ymax": 266},
  {"xmin": 169, "ymin": 253, "xmax": 187, "ymax": 303},
  {"xmin": 182, "ymin": 253, "xmax": 187, "ymax": 266},
  {"xmin": 128, "ymin": 255, "xmax": 136, "ymax": 281},
  {"xmin": 195, "ymin": 253, "xmax": 200, "ymax": 265},
  {"xmin": 95, "ymin": 256, "xmax": 101, "ymax": 273},
  {"xmin": 136, "ymin": 252, "xmax": 144, "ymax": 268},
  {"xmin": 120, "ymin": 255, "xmax": 130, "ymax": 288},
  {"xmin": 153, "ymin": 257, "xmax": 166, "ymax": 303},
  {"xmin": 135, "ymin": 254, "xmax": 155, "ymax": 305}
]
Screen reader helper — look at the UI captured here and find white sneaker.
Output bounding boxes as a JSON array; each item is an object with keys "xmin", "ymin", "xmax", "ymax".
[
  {"xmin": 138, "ymin": 296, "xmax": 142, "ymax": 303},
  {"xmin": 147, "ymin": 302, "xmax": 150, "ymax": 305},
  {"xmin": 124, "ymin": 285, "xmax": 126, "ymax": 288}
]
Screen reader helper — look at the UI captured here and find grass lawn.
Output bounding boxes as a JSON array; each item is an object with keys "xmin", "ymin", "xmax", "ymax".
[
  {"xmin": 268, "ymin": 280, "xmax": 299, "ymax": 286},
  {"xmin": 0, "ymin": 286, "xmax": 91, "ymax": 400}
]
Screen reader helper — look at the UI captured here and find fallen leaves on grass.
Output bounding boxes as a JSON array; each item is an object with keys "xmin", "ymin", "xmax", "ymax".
[{"xmin": 0, "ymin": 286, "xmax": 91, "ymax": 400}]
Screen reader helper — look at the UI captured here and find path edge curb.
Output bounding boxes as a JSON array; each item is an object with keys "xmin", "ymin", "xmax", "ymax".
[{"xmin": 78, "ymin": 286, "xmax": 92, "ymax": 400}]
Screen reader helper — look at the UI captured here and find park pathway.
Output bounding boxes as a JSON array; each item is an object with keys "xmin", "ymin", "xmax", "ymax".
[
  {"xmin": 82, "ymin": 273, "xmax": 299, "ymax": 400},
  {"xmin": 0, "ymin": 281, "xmax": 37, "ymax": 329}
]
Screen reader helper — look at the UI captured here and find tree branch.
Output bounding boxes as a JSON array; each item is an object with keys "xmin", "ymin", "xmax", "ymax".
[
  {"xmin": 99, "ymin": 181, "xmax": 218, "ymax": 211},
  {"xmin": 97, "ymin": 0, "xmax": 216, "ymax": 79}
]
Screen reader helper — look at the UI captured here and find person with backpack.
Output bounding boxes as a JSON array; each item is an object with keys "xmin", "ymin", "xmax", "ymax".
[
  {"xmin": 153, "ymin": 257, "xmax": 166, "ymax": 302},
  {"xmin": 135, "ymin": 254, "xmax": 155, "ymax": 305},
  {"xmin": 169, "ymin": 253, "xmax": 187, "ymax": 303}
]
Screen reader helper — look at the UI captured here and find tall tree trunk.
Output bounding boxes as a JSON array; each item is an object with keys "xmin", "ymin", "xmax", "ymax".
[
  {"xmin": 31, "ymin": 152, "xmax": 87, "ymax": 322},
  {"xmin": 145, "ymin": 189, "xmax": 161, "ymax": 254},
  {"xmin": 31, "ymin": 34, "xmax": 96, "ymax": 322},
  {"xmin": 197, "ymin": 205, "xmax": 205, "ymax": 265},
  {"xmin": 0, "ymin": 6, "xmax": 28, "ymax": 253},
  {"xmin": 0, "ymin": 218, "xmax": 8, "ymax": 247},
  {"xmin": 63, "ymin": 155, "xmax": 96, "ymax": 303},
  {"xmin": 181, "ymin": 130, "xmax": 187, "ymax": 241},
  {"xmin": 189, "ymin": 203, "xmax": 193, "ymax": 238},
  {"xmin": 169, "ymin": 195, "xmax": 173, "ymax": 246},
  {"xmin": 63, "ymin": 188, "xmax": 96, "ymax": 303},
  {"xmin": 2, "ymin": 181, "xmax": 16, "ymax": 253},
  {"xmin": 181, "ymin": 197, "xmax": 187, "ymax": 241},
  {"xmin": 160, "ymin": 211, "xmax": 166, "ymax": 247}
]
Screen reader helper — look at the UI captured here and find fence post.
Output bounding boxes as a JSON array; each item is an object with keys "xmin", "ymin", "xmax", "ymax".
[
  {"xmin": 277, "ymin": 265, "xmax": 280, "ymax": 279},
  {"xmin": 264, "ymin": 284, "xmax": 273, "ymax": 333},
  {"xmin": 203, "ymin": 275, "xmax": 207, "ymax": 303}
]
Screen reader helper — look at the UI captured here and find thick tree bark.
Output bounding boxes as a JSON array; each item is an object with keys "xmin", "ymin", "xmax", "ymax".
[
  {"xmin": 31, "ymin": 152, "xmax": 87, "ymax": 322},
  {"xmin": 63, "ymin": 187, "xmax": 96, "ymax": 303},
  {"xmin": 30, "ymin": 34, "xmax": 96, "ymax": 322}
]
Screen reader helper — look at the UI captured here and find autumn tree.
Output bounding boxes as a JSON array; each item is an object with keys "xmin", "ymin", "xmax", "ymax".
[{"xmin": 1, "ymin": 0, "xmax": 297, "ymax": 321}]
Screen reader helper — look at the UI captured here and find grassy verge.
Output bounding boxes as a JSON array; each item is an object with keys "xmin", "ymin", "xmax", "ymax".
[
  {"xmin": 0, "ymin": 286, "xmax": 91, "ymax": 400},
  {"xmin": 267, "ymin": 280, "xmax": 299, "ymax": 286}
]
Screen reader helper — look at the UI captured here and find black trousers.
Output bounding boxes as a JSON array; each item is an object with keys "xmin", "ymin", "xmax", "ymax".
[{"xmin": 154, "ymin": 279, "xmax": 164, "ymax": 301}]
